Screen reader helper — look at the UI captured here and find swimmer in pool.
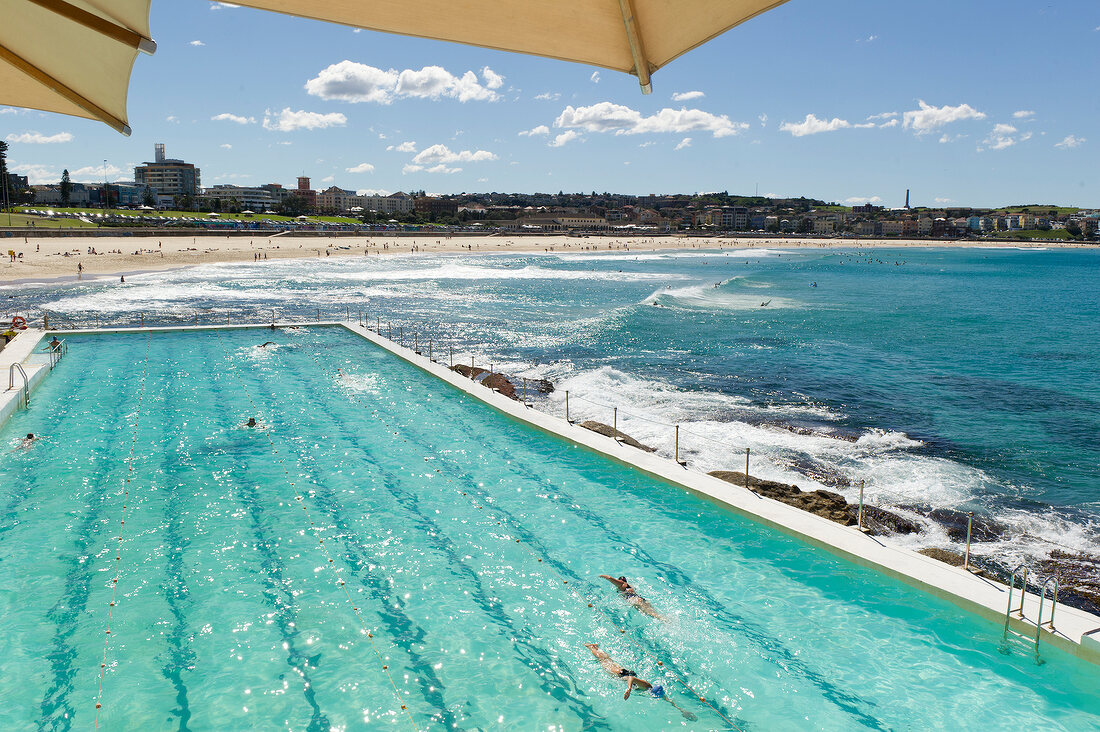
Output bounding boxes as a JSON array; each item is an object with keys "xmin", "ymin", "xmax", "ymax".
[
  {"xmin": 244, "ymin": 418, "xmax": 257, "ymax": 428},
  {"xmin": 600, "ymin": 575, "xmax": 665, "ymax": 620},
  {"xmin": 584, "ymin": 643, "xmax": 696, "ymax": 719},
  {"xmin": 259, "ymin": 341, "xmax": 275, "ymax": 348},
  {"xmin": 18, "ymin": 433, "xmax": 36, "ymax": 450}
]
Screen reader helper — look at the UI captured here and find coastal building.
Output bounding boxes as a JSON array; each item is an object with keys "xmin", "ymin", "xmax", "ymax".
[
  {"xmin": 294, "ymin": 176, "xmax": 317, "ymax": 211},
  {"xmin": 134, "ymin": 143, "xmax": 200, "ymax": 199},
  {"xmin": 200, "ymin": 185, "xmax": 282, "ymax": 211},
  {"xmin": 414, "ymin": 196, "xmax": 459, "ymax": 216}
]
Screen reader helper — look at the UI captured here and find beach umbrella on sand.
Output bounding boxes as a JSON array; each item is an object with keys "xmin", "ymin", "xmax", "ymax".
[
  {"xmin": 1, "ymin": 1, "xmax": 786, "ymax": 132},
  {"xmin": 0, "ymin": 0, "xmax": 156, "ymax": 135}
]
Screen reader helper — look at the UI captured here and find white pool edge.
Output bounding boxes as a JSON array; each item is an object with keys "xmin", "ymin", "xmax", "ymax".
[{"xmin": 4, "ymin": 321, "xmax": 1097, "ymax": 666}]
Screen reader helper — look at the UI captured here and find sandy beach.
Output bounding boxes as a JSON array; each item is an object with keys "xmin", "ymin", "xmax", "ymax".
[{"xmin": 0, "ymin": 232, "xmax": 1078, "ymax": 284}]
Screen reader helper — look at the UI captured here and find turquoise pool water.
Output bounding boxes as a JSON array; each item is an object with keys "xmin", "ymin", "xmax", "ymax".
[{"xmin": 1, "ymin": 326, "xmax": 1097, "ymax": 730}]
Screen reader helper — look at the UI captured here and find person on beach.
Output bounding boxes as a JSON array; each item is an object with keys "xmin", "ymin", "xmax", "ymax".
[
  {"xmin": 584, "ymin": 644, "xmax": 696, "ymax": 719},
  {"xmin": 600, "ymin": 575, "xmax": 665, "ymax": 620}
]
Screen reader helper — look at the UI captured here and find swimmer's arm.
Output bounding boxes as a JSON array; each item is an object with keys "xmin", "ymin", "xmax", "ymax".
[{"xmin": 599, "ymin": 575, "xmax": 626, "ymax": 590}]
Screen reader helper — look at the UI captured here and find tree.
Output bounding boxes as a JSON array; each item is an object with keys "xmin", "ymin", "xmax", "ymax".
[
  {"xmin": 1065, "ymin": 220, "xmax": 1082, "ymax": 238},
  {"xmin": 141, "ymin": 186, "xmax": 156, "ymax": 208},
  {"xmin": 0, "ymin": 140, "xmax": 13, "ymax": 208},
  {"xmin": 60, "ymin": 170, "xmax": 72, "ymax": 207}
]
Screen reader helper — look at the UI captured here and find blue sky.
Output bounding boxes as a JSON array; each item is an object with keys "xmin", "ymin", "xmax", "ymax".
[{"xmin": 3, "ymin": 0, "xmax": 1098, "ymax": 207}]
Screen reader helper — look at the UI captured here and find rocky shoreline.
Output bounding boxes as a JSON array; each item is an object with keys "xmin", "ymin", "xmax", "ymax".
[{"xmin": 445, "ymin": 366, "xmax": 1099, "ymax": 615}]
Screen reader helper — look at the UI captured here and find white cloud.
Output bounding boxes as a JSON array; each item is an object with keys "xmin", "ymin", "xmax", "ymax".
[
  {"xmin": 934, "ymin": 197, "xmax": 953, "ymax": 204},
  {"xmin": 779, "ymin": 114, "xmax": 851, "ymax": 137},
  {"xmin": 210, "ymin": 3, "xmax": 239, "ymax": 9},
  {"xmin": 518, "ymin": 125, "xmax": 550, "ymax": 137},
  {"xmin": 980, "ymin": 123, "xmax": 1031, "ymax": 151},
  {"xmin": 554, "ymin": 102, "xmax": 746, "ymax": 138},
  {"xmin": 69, "ymin": 163, "xmax": 124, "ymax": 182},
  {"xmin": 1055, "ymin": 134, "xmax": 1085, "ymax": 149},
  {"xmin": 165, "ymin": 115, "xmax": 178, "ymax": 123},
  {"xmin": 674, "ymin": 137, "xmax": 692, "ymax": 150},
  {"xmin": 863, "ymin": 35, "xmax": 877, "ymax": 42},
  {"xmin": 672, "ymin": 91, "xmax": 705, "ymax": 102},
  {"xmin": 1013, "ymin": 110, "xmax": 1035, "ymax": 119},
  {"xmin": 426, "ymin": 164, "xmax": 460, "ymax": 174},
  {"xmin": 10, "ymin": 163, "xmax": 57, "ymax": 184},
  {"xmin": 346, "ymin": 162, "xmax": 375, "ymax": 173},
  {"xmin": 386, "ymin": 141, "xmax": 417, "ymax": 152},
  {"xmin": 481, "ymin": 66, "xmax": 504, "ymax": 90},
  {"xmin": 903, "ymin": 100, "xmax": 985, "ymax": 133},
  {"xmin": 262, "ymin": 108, "xmax": 346, "ymax": 132},
  {"xmin": 212, "ymin": 112, "xmax": 255, "ymax": 125},
  {"xmin": 638, "ymin": 141, "xmax": 655, "ymax": 148},
  {"xmin": 549, "ymin": 130, "xmax": 581, "ymax": 147},
  {"xmin": 6, "ymin": 131, "xmax": 73, "ymax": 144},
  {"xmin": 590, "ymin": 71, "xmax": 600, "ymax": 83},
  {"xmin": 412, "ymin": 144, "xmax": 497, "ymax": 165},
  {"xmin": 534, "ymin": 92, "xmax": 561, "ymax": 101},
  {"xmin": 402, "ymin": 164, "xmax": 423, "ymax": 174},
  {"xmin": 879, "ymin": 118, "xmax": 899, "ymax": 128},
  {"xmin": 220, "ymin": 143, "xmax": 232, "ymax": 149},
  {"xmin": 868, "ymin": 112, "xmax": 898, "ymax": 120},
  {"xmin": 305, "ymin": 61, "xmax": 500, "ymax": 104},
  {"xmin": 189, "ymin": 40, "xmax": 204, "ymax": 47},
  {"xmin": 320, "ymin": 175, "xmax": 335, "ymax": 184},
  {"xmin": 844, "ymin": 196, "xmax": 882, "ymax": 204},
  {"xmin": 357, "ymin": 188, "xmax": 391, "ymax": 196},
  {"xmin": 758, "ymin": 113, "xmax": 768, "ymax": 127}
]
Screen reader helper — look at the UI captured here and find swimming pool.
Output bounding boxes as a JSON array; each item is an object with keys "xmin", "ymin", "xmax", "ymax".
[{"xmin": 1, "ymin": 326, "xmax": 1097, "ymax": 730}]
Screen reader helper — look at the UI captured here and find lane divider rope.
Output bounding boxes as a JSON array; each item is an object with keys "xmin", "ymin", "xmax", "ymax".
[
  {"xmin": 93, "ymin": 333, "xmax": 151, "ymax": 730},
  {"xmin": 211, "ymin": 329, "xmax": 419, "ymax": 732}
]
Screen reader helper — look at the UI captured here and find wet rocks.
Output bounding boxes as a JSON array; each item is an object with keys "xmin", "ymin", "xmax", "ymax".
[
  {"xmin": 912, "ymin": 507, "xmax": 1007, "ymax": 543},
  {"xmin": 450, "ymin": 365, "xmax": 519, "ymax": 400},
  {"xmin": 1040, "ymin": 550, "xmax": 1100, "ymax": 613},
  {"xmin": 855, "ymin": 505, "xmax": 922, "ymax": 535},
  {"xmin": 482, "ymin": 372, "xmax": 517, "ymax": 399},
  {"xmin": 533, "ymin": 378, "xmax": 555, "ymax": 394},
  {"xmin": 450, "ymin": 364, "xmax": 489, "ymax": 380},
  {"xmin": 579, "ymin": 421, "xmax": 656, "ymax": 452},
  {"xmin": 706, "ymin": 471, "xmax": 920, "ymax": 534},
  {"xmin": 918, "ymin": 547, "xmax": 966, "ymax": 566}
]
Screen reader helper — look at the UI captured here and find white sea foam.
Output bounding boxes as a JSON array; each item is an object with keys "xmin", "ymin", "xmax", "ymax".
[
  {"xmin": 328, "ymin": 263, "xmax": 685, "ymax": 283},
  {"xmin": 338, "ymin": 372, "xmax": 382, "ymax": 395},
  {"xmin": 537, "ymin": 363, "xmax": 1097, "ymax": 568},
  {"xmin": 645, "ymin": 283, "xmax": 802, "ymax": 311}
]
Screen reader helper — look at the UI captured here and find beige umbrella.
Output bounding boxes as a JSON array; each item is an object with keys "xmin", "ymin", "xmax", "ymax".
[
  {"xmin": 0, "ymin": 0, "xmax": 156, "ymax": 135},
  {"xmin": 1, "ymin": 0, "xmax": 785, "ymax": 134},
  {"xmin": 234, "ymin": 0, "xmax": 788, "ymax": 93}
]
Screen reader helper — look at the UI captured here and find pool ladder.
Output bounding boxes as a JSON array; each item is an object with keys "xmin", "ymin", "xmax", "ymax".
[
  {"xmin": 47, "ymin": 338, "xmax": 68, "ymax": 370},
  {"xmin": 1000, "ymin": 565, "xmax": 1058, "ymax": 664},
  {"xmin": 8, "ymin": 363, "xmax": 30, "ymax": 408}
]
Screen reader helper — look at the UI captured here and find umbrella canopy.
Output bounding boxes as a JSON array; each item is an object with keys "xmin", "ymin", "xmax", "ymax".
[
  {"xmin": 221, "ymin": 0, "xmax": 789, "ymax": 93},
  {"xmin": 0, "ymin": 0, "xmax": 156, "ymax": 135}
]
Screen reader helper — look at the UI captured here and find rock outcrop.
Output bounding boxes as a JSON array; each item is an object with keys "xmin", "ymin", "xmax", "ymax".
[
  {"xmin": 579, "ymin": 421, "xmax": 656, "ymax": 452},
  {"xmin": 450, "ymin": 364, "xmax": 489, "ymax": 380},
  {"xmin": 918, "ymin": 547, "xmax": 966, "ymax": 566},
  {"xmin": 706, "ymin": 471, "xmax": 920, "ymax": 534},
  {"xmin": 1040, "ymin": 550, "xmax": 1100, "ymax": 613},
  {"xmin": 482, "ymin": 372, "xmax": 517, "ymax": 400}
]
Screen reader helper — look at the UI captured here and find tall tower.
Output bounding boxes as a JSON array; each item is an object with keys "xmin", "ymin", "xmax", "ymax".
[
  {"xmin": 904, "ymin": 189, "xmax": 910, "ymax": 209},
  {"xmin": 297, "ymin": 176, "xmax": 311, "ymax": 191},
  {"xmin": 154, "ymin": 143, "xmax": 165, "ymax": 163}
]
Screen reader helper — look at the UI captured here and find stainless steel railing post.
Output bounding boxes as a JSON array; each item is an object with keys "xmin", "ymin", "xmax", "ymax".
[{"xmin": 964, "ymin": 512, "xmax": 973, "ymax": 570}]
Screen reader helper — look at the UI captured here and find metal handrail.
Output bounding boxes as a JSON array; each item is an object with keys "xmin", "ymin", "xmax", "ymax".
[
  {"xmin": 47, "ymin": 338, "xmax": 67, "ymax": 370},
  {"xmin": 1037, "ymin": 576, "xmax": 1058, "ymax": 632},
  {"xmin": 8, "ymin": 362, "xmax": 30, "ymax": 408}
]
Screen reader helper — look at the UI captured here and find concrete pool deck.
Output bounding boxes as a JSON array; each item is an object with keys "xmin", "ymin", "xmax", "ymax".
[{"xmin": 3, "ymin": 321, "xmax": 1098, "ymax": 667}]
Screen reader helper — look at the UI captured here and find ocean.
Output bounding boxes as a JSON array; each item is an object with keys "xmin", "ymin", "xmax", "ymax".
[{"xmin": 6, "ymin": 243, "xmax": 1099, "ymax": 574}]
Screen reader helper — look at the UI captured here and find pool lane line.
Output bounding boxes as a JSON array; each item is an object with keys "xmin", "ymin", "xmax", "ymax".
[
  {"xmin": 209, "ymin": 329, "xmax": 420, "ymax": 732},
  {"xmin": 93, "ymin": 332, "xmax": 151, "ymax": 731},
  {"xmin": 298, "ymin": 336, "xmax": 744, "ymax": 731},
  {"xmin": 249, "ymin": 350, "xmax": 616, "ymax": 729}
]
